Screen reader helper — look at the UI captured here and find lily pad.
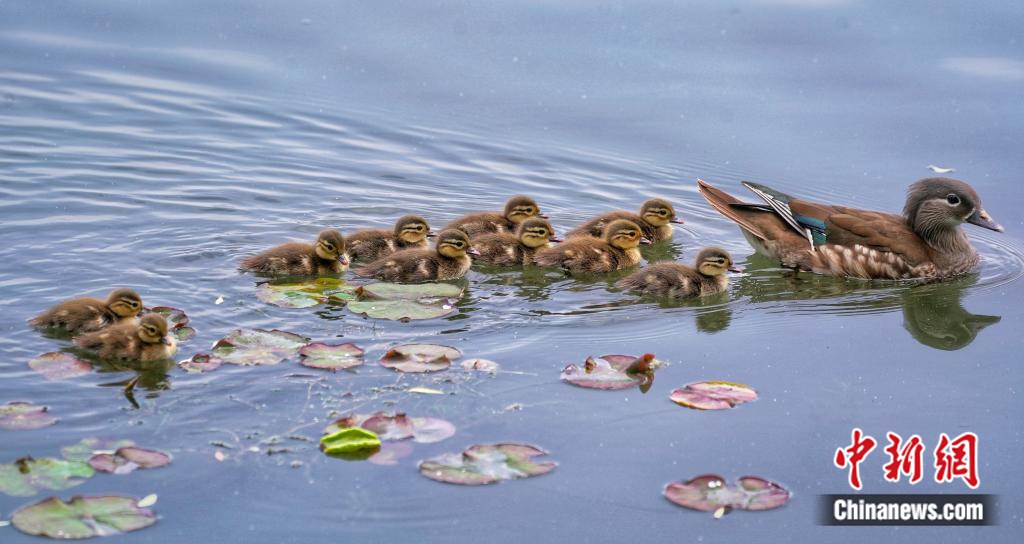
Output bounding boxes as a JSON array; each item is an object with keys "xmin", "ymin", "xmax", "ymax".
[
  {"xmin": 460, "ymin": 358, "xmax": 500, "ymax": 372},
  {"xmin": 11, "ymin": 495, "xmax": 157, "ymax": 539},
  {"xmin": 367, "ymin": 442, "xmax": 414, "ymax": 466},
  {"xmin": 357, "ymin": 282, "xmax": 463, "ymax": 300},
  {"xmin": 320, "ymin": 427, "xmax": 381, "ymax": 456},
  {"xmin": 419, "ymin": 443, "xmax": 557, "ymax": 486},
  {"xmin": 325, "ymin": 412, "xmax": 456, "ymax": 444},
  {"xmin": 177, "ymin": 353, "xmax": 222, "ymax": 373},
  {"xmin": 0, "ymin": 402, "xmax": 57, "ymax": 431},
  {"xmin": 172, "ymin": 326, "xmax": 196, "ymax": 342},
  {"xmin": 560, "ymin": 353, "xmax": 659, "ymax": 392},
  {"xmin": 670, "ymin": 381, "xmax": 759, "ymax": 411},
  {"xmin": 298, "ymin": 343, "xmax": 364, "ymax": 371},
  {"xmin": 379, "ymin": 344, "xmax": 461, "ymax": 373},
  {"xmin": 0, "ymin": 458, "xmax": 94, "ymax": 497},
  {"xmin": 143, "ymin": 306, "xmax": 194, "ymax": 343},
  {"xmin": 61, "ymin": 438, "xmax": 136, "ymax": 463},
  {"xmin": 256, "ymin": 278, "xmax": 358, "ymax": 308},
  {"xmin": 88, "ymin": 447, "xmax": 171, "ymax": 475},
  {"xmin": 28, "ymin": 353, "xmax": 92, "ymax": 381},
  {"xmin": 347, "ymin": 282, "xmax": 463, "ymax": 321},
  {"xmin": 664, "ymin": 474, "xmax": 791, "ymax": 513},
  {"xmin": 211, "ymin": 328, "xmax": 310, "ymax": 365}
]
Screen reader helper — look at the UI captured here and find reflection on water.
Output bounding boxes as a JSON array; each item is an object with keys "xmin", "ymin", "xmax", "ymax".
[{"xmin": 900, "ymin": 282, "xmax": 1001, "ymax": 351}]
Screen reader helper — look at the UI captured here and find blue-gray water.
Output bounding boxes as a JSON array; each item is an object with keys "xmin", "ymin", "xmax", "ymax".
[{"xmin": 1, "ymin": 1, "xmax": 1023, "ymax": 542}]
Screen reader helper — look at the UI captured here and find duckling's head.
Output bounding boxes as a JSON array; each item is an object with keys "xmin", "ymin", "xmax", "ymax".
[
  {"xmin": 106, "ymin": 288, "xmax": 143, "ymax": 318},
  {"xmin": 516, "ymin": 217, "xmax": 560, "ymax": 248},
  {"xmin": 604, "ymin": 220, "xmax": 649, "ymax": 249},
  {"xmin": 436, "ymin": 229, "xmax": 479, "ymax": 258},
  {"xmin": 315, "ymin": 229, "xmax": 350, "ymax": 266},
  {"xmin": 137, "ymin": 314, "xmax": 170, "ymax": 345},
  {"xmin": 903, "ymin": 178, "xmax": 1002, "ymax": 235},
  {"xmin": 394, "ymin": 215, "xmax": 431, "ymax": 244},
  {"xmin": 639, "ymin": 198, "xmax": 683, "ymax": 227},
  {"xmin": 695, "ymin": 247, "xmax": 741, "ymax": 276},
  {"xmin": 503, "ymin": 195, "xmax": 543, "ymax": 224}
]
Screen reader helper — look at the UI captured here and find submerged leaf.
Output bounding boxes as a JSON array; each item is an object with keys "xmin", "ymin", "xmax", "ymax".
[
  {"xmin": 367, "ymin": 442, "xmax": 414, "ymax": 466},
  {"xmin": 28, "ymin": 353, "xmax": 92, "ymax": 381},
  {"xmin": 177, "ymin": 353, "xmax": 223, "ymax": 373},
  {"xmin": 88, "ymin": 447, "xmax": 171, "ymax": 475},
  {"xmin": 379, "ymin": 344, "xmax": 460, "ymax": 373},
  {"xmin": 0, "ymin": 402, "xmax": 57, "ymax": 431},
  {"xmin": 670, "ymin": 381, "xmax": 758, "ymax": 411},
  {"xmin": 298, "ymin": 342, "xmax": 364, "ymax": 371},
  {"xmin": 320, "ymin": 428, "xmax": 381, "ymax": 456},
  {"xmin": 347, "ymin": 282, "xmax": 463, "ymax": 321},
  {"xmin": 11, "ymin": 495, "xmax": 157, "ymax": 539},
  {"xmin": 419, "ymin": 443, "xmax": 557, "ymax": 485},
  {"xmin": 0, "ymin": 458, "xmax": 94, "ymax": 497},
  {"xmin": 211, "ymin": 328, "xmax": 310, "ymax": 365},
  {"xmin": 60, "ymin": 438, "xmax": 136, "ymax": 463},
  {"xmin": 664, "ymin": 474, "xmax": 791, "ymax": 514},
  {"xmin": 560, "ymin": 354, "xmax": 660, "ymax": 391},
  {"xmin": 256, "ymin": 278, "xmax": 358, "ymax": 308}
]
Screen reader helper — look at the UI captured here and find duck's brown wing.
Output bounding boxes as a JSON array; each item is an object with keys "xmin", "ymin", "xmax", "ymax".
[
  {"xmin": 819, "ymin": 206, "xmax": 931, "ymax": 265},
  {"xmin": 566, "ymin": 211, "xmax": 640, "ymax": 238}
]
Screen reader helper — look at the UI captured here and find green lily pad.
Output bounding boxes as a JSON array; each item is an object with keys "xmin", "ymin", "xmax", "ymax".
[
  {"xmin": 88, "ymin": 447, "xmax": 171, "ymax": 475},
  {"xmin": 560, "ymin": 353, "xmax": 659, "ymax": 392},
  {"xmin": 379, "ymin": 344, "xmax": 461, "ymax": 373},
  {"xmin": 320, "ymin": 427, "xmax": 381, "ymax": 456},
  {"xmin": 177, "ymin": 353, "xmax": 223, "ymax": 373},
  {"xmin": 172, "ymin": 326, "xmax": 196, "ymax": 342},
  {"xmin": 61, "ymin": 438, "xmax": 136, "ymax": 463},
  {"xmin": 142, "ymin": 306, "xmax": 194, "ymax": 343},
  {"xmin": 298, "ymin": 343, "xmax": 364, "ymax": 371},
  {"xmin": 11, "ymin": 495, "xmax": 157, "ymax": 539},
  {"xmin": 324, "ymin": 412, "xmax": 456, "ymax": 444},
  {"xmin": 347, "ymin": 282, "xmax": 463, "ymax": 321},
  {"xmin": 670, "ymin": 381, "xmax": 758, "ymax": 411},
  {"xmin": 357, "ymin": 282, "xmax": 463, "ymax": 300},
  {"xmin": 28, "ymin": 353, "xmax": 92, "ymax": 381},
  {"xmin": 0, "ymin": 458, "xmax": 94, "ymax": 497},
  {"xmin": 256, "ymin": 278, "xmax": 359, "ymax": 308},
  {"xmin": 211, "ymin": 328, "xmax": 310, "ymax": 365},
  {"xmin": 0, "ymin": 402, "xmax": 57, "ymax": 431},
  {"xmin": 664, "ymin": 474, "xmax": 791, "ymax": 514},
  {"xmin": 419, "ymin": 443, "xmax": 557, "ymax": 485}
]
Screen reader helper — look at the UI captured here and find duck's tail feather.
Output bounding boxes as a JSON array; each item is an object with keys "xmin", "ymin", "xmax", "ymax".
[{"xmin": 697, "ymin": 179, "xmax": 767, "ymax": 241}]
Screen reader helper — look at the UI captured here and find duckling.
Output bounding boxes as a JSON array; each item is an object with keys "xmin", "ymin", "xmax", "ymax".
[
  {"xmin": 30, "ymin": 288, "xmax": 143, "ymax": 335},
  {"xmin": 239, "ymin": 229, "xmax": 349, "ymax": 276},
  {"xmin": 534, "ymin": 219, "xmax": 649, "ymax": 274},
  {"xmin": 346, "ymin": 215, "xmax": 432, "ymax": 262},
  {"xmin": 471, "ymin": 217, "xmax": 561, "ymax": 266},
  {"xmin": 566, "ymin": 198, "xmax": 683, "ymax": 242},
  {"xmin": 616, "ymin": 247, "xmax": 740, "ymax": 298},
  {"xmin": 75, "ymin": 314, "xmax": 177, "ymax": 362},
  {"xmin": 355, "ymin": 229, "xmax": 478, "ymax": 282},
  {"xmin": 443, "ymin": 195, "xmax": 544, "ymax": 236}
]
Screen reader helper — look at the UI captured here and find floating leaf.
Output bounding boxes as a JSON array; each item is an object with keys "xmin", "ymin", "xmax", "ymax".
[
  {"xmin": 357, "ymin": 282, "xmax": 463, "ymax": 300},
  {"xmin": 256, "ymin": 278, "xmax": 358, "ymax": 308},
  {"xmin": 172, "ymin": 326, "xmax": 196, "ymax": 342},
  {"xmin": 11, "ymin": 495, "xmax": 157, "ymax": 539},
  {"xmin": 419, "ymin": 443, "xmax": 557, "ymax": 485},
  {"xmin": 664, "ymin": 475, "xmax": 791, "ymax": 514},
  {"xmin": 28, "ymin": 353, "xmax": 92, "ymax": 381},
  {"xmin": 298, "ymin": 342, "xmax": 364, "ymax": 371},
  {"xmin": 211, "ymin": 328, "xmax": 310, "ymax": 365},
  {"xmin": 88, "ymin": 447, "xmax": 171, "ymax": 475},
  {"xmin": 560, "ymin": 354, "xmax": 659, "ymax": 391},
  {"xmin": 670, "ymin": 381, "xmax": 758, "ymax": 411},
  {"xmin": 177, "ymin": 353, "xmax": 223, "ymax": 373},
  {"xmin": 320, "ymin": 428, "xmax": 381, "ymax": 456},
  {"xmin": 142, "ymin": 306, "xmax": 194, "ymax": 343},
  {"xmin": 136, "ymin": 494, "xmax": 158, "ymax": 508},
  {"xmin": 0, "ymin": 402, "xmax": 57, "ymax": 431},
  {"xmin": 460, "ymin": 358, "xmax": 499, "ymax": 372},
  {"xmin": 407, "ymin": 386, "xmax": 444, "ymax": 395},
  {"xmin": 60, "ymin": 438, "xmax": 136, "ymax": 463},
  {"xmin": 367, "ymin": 442, "xmax": 414, "ymax": 466},
  {"xmin": 324, "ymin": 412, "xmax": 456, "ymax": 444},
  {"xmin": 347, "ymin": 282, "xmax": 463, "ymax": 321},
  {"xmin": 0, "ymin": 458, "xmax": 94, "ymax": 497},
  {"xmin": 379, "ymin": 344, "xmax": 460, "ymax": 373}
]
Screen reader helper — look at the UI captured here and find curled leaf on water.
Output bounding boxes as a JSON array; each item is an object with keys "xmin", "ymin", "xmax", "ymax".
[
  {"xmin": 298, "ymin": 342, "xmax": 364, "ymax": 371},
  {"xmin": 347, "ymin": 282, "xmax": 464, "ymax": 321},
  {"xmin": 0, "ymin": 457, "xmax": 94, "ymax": 497},
  {"xmin": 379, "ymin": 344, "xmax": 461, "ymax": 373},
  {"xmin": 418, "ymin": 443, "xmax": 557, "ymax": 486},
  {"xmin": 177, "ymin": 353, "xmax": 223, "ymax": 373},
  {"xmin": 28, "ymin": 352, "xmax": 92, "ymax": 381},
  {"xmin": 256, "ymin": 277, "xmax": 359, "ymax": 308},
  {"xmin": 61, "ymin": 438, "xmax": 136, "ymax": 463},
  {"xmin": 320, "ymin": 427, "xmax": 381, "ymax": 457},
  {"xmin": 670, "ymin": 381, "xmax": 758, "ymax": 411},
  {"xmin": 0, "ymin": 402, "xmax": 57, "ymax": 431},
  {"xmin": 560, "ymin": 354, "xmax": 661, "ymax": 392},
  {"xmin": 211, "ymin": 328, "xmax": 310, "ymax": 365},
  {"xmin": 460, "ymin": 358, "xmax": 499, "ymax": 372},
  {"xmin": 664, "ymin": 474, "xmax": 791, "ymax": 514},
  {"xmin": 88, "ymin": 447, "xmax": 172, "ymax": 475},
  {"xmin": 324, "ymin": 412, "xmax": 456, "ymax": 444},
  {"xmin": 11, "ymin": 495, "xmax": 157, "ymax": 539}
]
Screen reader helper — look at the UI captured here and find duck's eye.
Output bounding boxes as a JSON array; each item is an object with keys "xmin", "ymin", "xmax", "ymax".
[
  {"xmin": 946, "ymin": 194, "xmax": 961, "ymax": 206},
  {"xmin": 128, "ymin": 300, "xmax": 139, "ymax": 308},
  {"xmin": 660, "ymin": 210, "xmax": 669, "ymax": 216}
]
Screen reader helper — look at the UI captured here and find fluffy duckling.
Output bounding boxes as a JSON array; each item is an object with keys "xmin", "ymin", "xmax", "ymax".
[
  {"xmin": 616, "ymin": 247, "xmax": 740, "ymax": 298},
  {"xmin": 443, "ymin": 195, "xmax": 544, "ymax": 236},
  {"xmin": 534, "ymin": 219, "xmax": 649, "ymax": 274},
  {"xmin": 471, "ymin": 217, "xmax": 561, "ymax": 266},
  {"xmin": 355, "ymin": 229, "xmax": 478, "ymax": 282},
  {"xmin": 566, "ymin": 198, "xmax": 683, "ymax": 242},
  {"xmin": 345, "ymin": 215, "xmax": 432, "ymax": 262},
  {"xmin": 75, "ymin": 314, "xmax": 177, "ymax": 362},
  {"xmin": 239, "ymin": 229, "xmax": 349, "ymax": 276},
  {"xmin": 30, "ymin": 288, "xmax": 143, "ymax": 335}
]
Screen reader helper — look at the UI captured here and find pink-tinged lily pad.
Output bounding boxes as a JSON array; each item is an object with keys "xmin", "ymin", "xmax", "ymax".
[
  {"xmin": 0, "ymin": 458, "xmax": 94, "ymax": 497},
  {"xmin": 419, "ymin": 443, "xmax": 557, "ymax": 486},
  {"xmin": 11, "ymin": 495, "xmax": 157, "ymax": 539},
  {"xmin": 28, "ymin": 352, "xmax": 92, "ymax": 381},
  {"xmin": 379, "ymin": 344, "xmax": 461, "ymax": 373},
  {"xmin": 664, "ymin": 474, "xmax": 791, "ymax": 514},
  {"xmin": 142, "ymin": 306, "xmax": 195, "ymax": 343},
  {"xmin": 461, "ymin": 358, "xmax": 500, "ymax": 372},
  {"xmin": 61, "ymin": 438, "xmax": 136, "ymax": 463},
  {"xmin": 88, "ymin": 447, "xmax": 171, "ymax": 475},
  {"xmin": 177, "ymin": 353, "xmax": 223, "ymax": 373},
  {"xmin": 298, "ymin": 343, "xmax": 364, "ymax": 371},
  {"xmin": 325, "ymin": 412, "xmax": 456, "ymax": 444},
  {"xmin": 172, "ymin": 326, "xmax": 196, "ymax": 342},
  {"xmin": 0, "ymin": 402, "xmax": 57, "ymax": 431},
  {"xmin": 347, "ymin": 282, "xmax": 463, "ymax": 321},
  {"xmin": 670, "ymin": 381, "xmax": 758, "ymax": 411},
  {"xmin": 367, "ymin": 442, "xmax": 415, "ymax": 466},
  {"xmin": 211, "ymin": 328, "xmax": 310, "ymax": 365},
  {"xmin": 560, "ymin": 353, "xmax": 659, "ymax": 392},
  {"xmin": 256, "ymin": 278, "xmax": 359, "ymax": 308}
]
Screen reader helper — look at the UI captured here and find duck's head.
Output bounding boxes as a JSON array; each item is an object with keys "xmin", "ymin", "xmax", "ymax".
[
  {"xmin": 903, "ymin": 178, "xmax": 1003, "ymax": 235},
  {"xmin": 137, "ymin": 314, "xmax": 171, "ymax": 345},
  {"xmin": 503, "ymin": 195, "xmax": 544, "ymax": 224},
  {"xmin": 604, "ymin": 220, "xmax": 650, "ymax": 249},
  {"xmin": 436, "ymin": 229, "xmax": 479, "ymax": 258},
  {"xmin": 315, "ymin": 229, "xmax": 350, "ymax": 266},
  {"xmin": 106, "ymin": 288, "xmax": 143, "ymax": 318},
  {"xmin": 394, "ymin": 215, "xmax": 431, "ymax": 244},
  {"xmin": 640, "ymin": 198, "xmax": 684, "ymax": 227},
  {"xmin": 516, "ymin": 217, "xmax": 561, "ymax": 248},
  {"xmin": 695, "ymin": 247, "xmax": 742, "ymax": 276}
]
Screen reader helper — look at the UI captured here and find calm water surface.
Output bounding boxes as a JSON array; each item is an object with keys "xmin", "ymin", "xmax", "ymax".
[{"xmin": 2, "ymin": 1, "xmax": 1023, "ymax": 542}]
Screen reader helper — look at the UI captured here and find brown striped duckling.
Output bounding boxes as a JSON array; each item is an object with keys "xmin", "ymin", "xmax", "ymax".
[
  {"xmin": 471, "ymin": 217, "xmax": 561, "ymax": 266},
  {"xmin": 355, "ymin": 229, "xmax": 478, "ymax": 282},
  {"xmin": 534, "ymin": 219, "xmax": 649, "ymax": 274},
  {"xmin": 616, "ymin": 247, "xmax": 741, "ymax": 298},
  {"xmin": 346, "ymin": 215, "xmax": 433, "ymax": 262},
  {"xmin": 75, "ymin": 314, "xmax": 177, "ymax": 362},
  {"xmin": 239, "ymin": 229, "xmax": 349, "ymax": 276},
  {"xmin": 698, "ymin": 177, "xmax": 1003, "ymax": 280},
  {"xmin": 443, "ymin": 195, "xmax": 544, "ymax": 236},
  {"xmin": 566, "ymin": 198, "xmax": 683, "ymax": 242},
  {"xmin": 30, "ymin": 288, "xmax": 143, "ymax": 336}
]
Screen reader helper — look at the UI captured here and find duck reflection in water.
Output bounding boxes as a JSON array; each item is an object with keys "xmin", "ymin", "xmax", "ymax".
[{"xmin": 900, "ymin": 282, "xmax": 1000, "ymax": 351}]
